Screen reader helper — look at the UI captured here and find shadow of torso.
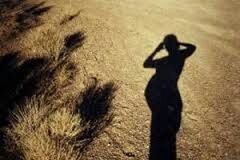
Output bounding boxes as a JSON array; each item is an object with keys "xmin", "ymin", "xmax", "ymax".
[
  {"xmin": 145, "ymin": 54, "xmax": 185, "ymax": 130},
  {"xmin": 145, "ymin": 54, "xmax": 186, "ymax": 160}
]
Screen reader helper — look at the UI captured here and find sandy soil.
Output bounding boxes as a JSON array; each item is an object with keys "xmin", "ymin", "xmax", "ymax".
[{"xmin": 30, "ymin": 0, "xmax": 240, "ymax": 159}]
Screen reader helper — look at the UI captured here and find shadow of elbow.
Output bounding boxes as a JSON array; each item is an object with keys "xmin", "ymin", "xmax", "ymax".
[
  {"xmin": 192, "ymin": 45, "xmax": 197, "ymax": 53},
  {"xmin": 143, "ymin": 62, "xmax": 150, "ymax": 68}
]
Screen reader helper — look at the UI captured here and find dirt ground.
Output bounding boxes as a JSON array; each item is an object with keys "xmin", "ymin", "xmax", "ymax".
[{"xmin": 6, "ymin": 0, "xmax": 240, "ymax": 159}]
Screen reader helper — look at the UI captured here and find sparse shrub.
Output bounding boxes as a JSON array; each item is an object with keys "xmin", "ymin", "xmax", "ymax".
[
  {"xmin": 0, "ymin": 1, "xmax": 117, "ymax": 159},
  {"xmin": 4, "ymin": 79, "xmax": 116, "ymax": 160},
  {"xmin": 5, "ymin": 97, "xmax": 82, "ymax": 160}
]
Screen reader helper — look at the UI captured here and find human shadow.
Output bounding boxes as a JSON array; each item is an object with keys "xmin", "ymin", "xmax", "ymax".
[{"xmin": 144, "ymin": 34, "xmax": 196, "ymax": 160}]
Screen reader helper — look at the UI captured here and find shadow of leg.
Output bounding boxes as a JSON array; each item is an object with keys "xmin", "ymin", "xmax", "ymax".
[{"xmin": 149, "ymin": 112, "xmax": 177, "ymax": 160}]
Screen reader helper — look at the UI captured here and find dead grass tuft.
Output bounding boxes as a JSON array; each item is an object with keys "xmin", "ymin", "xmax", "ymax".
[
  {"xmin": 0, "ymin": 0, "xmax": 53, "ymax": 51},
  {"xmin": 0, "ymin": 1, "xmax": 117, "ymax": 159},
  {"xmin": 4, "ymin": 78, "xmax": 117, "ymax": 160}
]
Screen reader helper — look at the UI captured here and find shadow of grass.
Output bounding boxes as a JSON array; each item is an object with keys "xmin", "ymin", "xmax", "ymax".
[
  {"xmin": 74, "ymin": 79, "xmax": 117, "ymax": 152},
  {"xmin": 0, "ymin": 52, "xmax": 49, "ymax": 126},
  {"xmin": 0, "ymin": 31, "xmax": 85, "ymax": 126},
  {"xmin": 58, "ymin": 31, "xmax": 85, "ymax": 61},
  {"xmin": 0, "ymin": 0, "xmax": 53, "ymax": 47},
  {"xmin": 0, "ymin": 2, "xmax": 117, "ymax": 158},
  {"xmin": 0, "ymin": 52, "xmax": 50, "ymax": 160},
  {"xmin": 15, "ymin": 2, "xmax": 53, "ymax": 32},
  {"xmin": 0, "ymin": 31, "xmax": 85, "ymax": 159},
  {"xmin": 0, "ymin": 0, "xmax": 26, "ymax": 10},
  {"xmin": 60, "ymin": 10, "xmax": 81, "ymax": 25}
]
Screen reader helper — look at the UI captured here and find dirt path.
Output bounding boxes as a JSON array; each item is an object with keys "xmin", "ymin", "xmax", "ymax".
[{"xmin": 45, "ymin": 0, "xmax": 240, "ymax": 159}]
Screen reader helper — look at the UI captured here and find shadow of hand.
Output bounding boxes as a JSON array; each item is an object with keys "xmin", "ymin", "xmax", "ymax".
[{"xmin": 154, "ymin": 42, "xmax": 164, "ymax": 52}]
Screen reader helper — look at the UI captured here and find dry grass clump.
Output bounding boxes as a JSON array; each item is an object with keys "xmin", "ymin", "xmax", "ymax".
[
  {"xmin": 3, "ymin": 80, "xmax": 117, "ymax": 160},
  {"xmin": 0, "ymin": 1, "xmax": 117, "ymax": 160},
  {"xmin": 6, "ymin": 97, "xmax": 82, "ymax": 160},
  {"xmin": 4, "ymin": 80, "xmax": 117, "ymax": 160},
  {"xmin": 0, "ymin": 0, "xmax": 53, "ymax": 52}
]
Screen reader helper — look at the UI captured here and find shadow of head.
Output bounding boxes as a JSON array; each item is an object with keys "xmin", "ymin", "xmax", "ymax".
[{"xmin": 163, "ymin": 34, "xmax": 179, "ymax": 55}]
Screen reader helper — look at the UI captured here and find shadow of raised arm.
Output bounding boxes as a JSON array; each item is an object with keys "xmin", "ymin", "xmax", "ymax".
[
  {"xmin": 179, "ymin": 42, "xmax": 196, "ymax": 58},
  {"xmin": 143, "ymin": 42, "xmax": 164, "ymax": 68}
]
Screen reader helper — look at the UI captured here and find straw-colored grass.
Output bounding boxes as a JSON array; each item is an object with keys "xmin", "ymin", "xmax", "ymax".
[{"xmin": 0, "ymin": 1, "xmax": 117, "ymax": 159}]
